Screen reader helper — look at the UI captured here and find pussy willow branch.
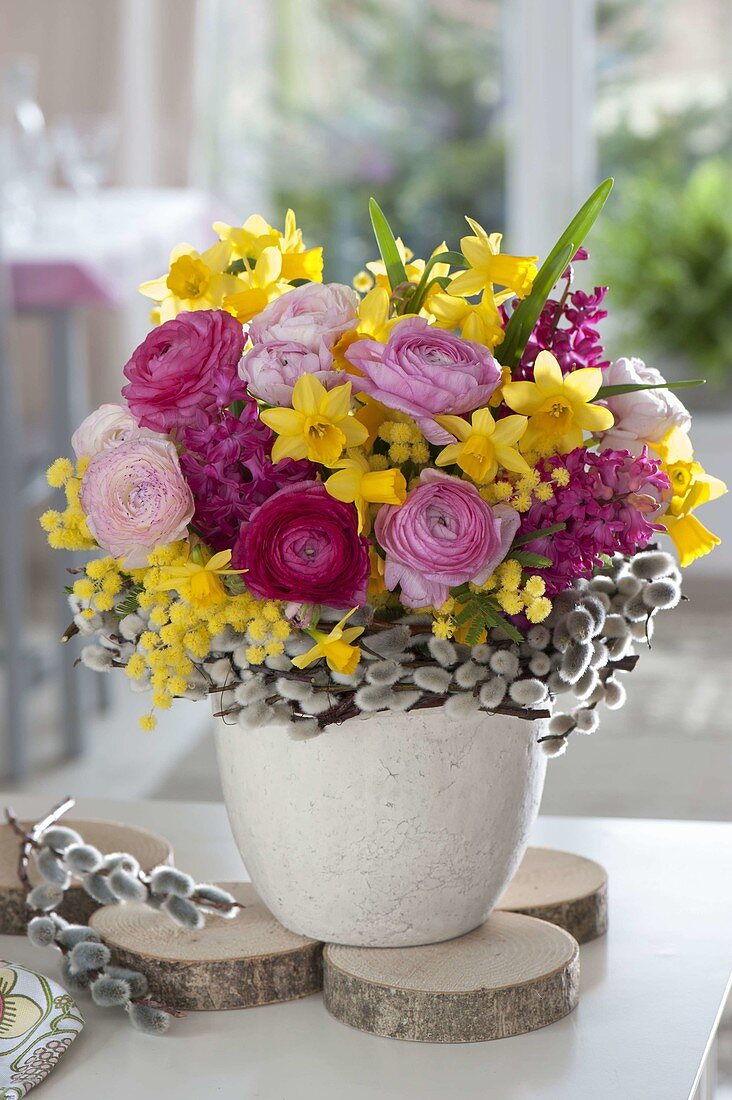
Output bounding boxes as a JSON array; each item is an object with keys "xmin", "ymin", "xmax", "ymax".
[{"xmin": 5, "ymin": 797, "xmax": 76, "ymax": 892}]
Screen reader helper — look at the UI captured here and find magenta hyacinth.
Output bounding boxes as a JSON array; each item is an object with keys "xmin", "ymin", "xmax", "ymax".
[
  {"xmin": 180, "ymin": 396, "xmax": 315, "ymax": 550},
  {"xmin": 509, "ymin": 250, "xmax": 610, "ymax": 381},
  {"xmin": 518, "ymin": 447, "xmax": 670, "ymax": 594}
]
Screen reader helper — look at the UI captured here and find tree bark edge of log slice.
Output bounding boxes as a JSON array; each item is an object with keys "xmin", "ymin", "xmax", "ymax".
[
  {"xmin": 323, "ymin": 911, "xmax": 580, "ymax": 1043},
  {"xmin": 90, "ymin": 882, "xmax": 324, "ymax": 1011}
]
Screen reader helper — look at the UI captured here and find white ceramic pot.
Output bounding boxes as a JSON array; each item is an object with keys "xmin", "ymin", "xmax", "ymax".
[{"xmin": 215, "ymin": 707, "xmax": 547, "ymax": 947}]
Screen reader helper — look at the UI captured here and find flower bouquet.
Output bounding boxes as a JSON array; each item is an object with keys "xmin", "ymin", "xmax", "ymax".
[{"xmin": 44, "ymin": 181, "xmax": 727, "ymax": 945}]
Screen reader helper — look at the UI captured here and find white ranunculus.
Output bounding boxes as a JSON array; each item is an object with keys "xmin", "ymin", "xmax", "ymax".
[
  {"xmin": 598, "ymin": 358, "xmax": 691, "ymax": 454},
  {"xmin": 71, "ymin": 403, "xmax": 143, "ymax": 459}
]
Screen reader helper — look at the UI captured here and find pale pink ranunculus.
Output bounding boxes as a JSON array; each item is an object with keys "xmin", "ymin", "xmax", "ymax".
[
  {"xmin": 599, "ymin": 357, "xmax": 691, "ymax": 454},
  {"xmin": 247, "ymin": 282, "xmax": 359, "ymax": 352},
  {"xmin": 374, "ymin": 469, "xmax": 519, "ymax": 609},
  {"xmin": 346, "ymin": 317, "xmax": 502, "ymax": 444},
  {"xmin": 239, "ymin": 340, "xmax": 337, "ymax": 406},
  {"xmin": 71, "ymin": 403, "xmax": 146, "ymax": 459},
  {"xmin": 80, "ymin": 438, "xmax": 194, "ymax": 567}
]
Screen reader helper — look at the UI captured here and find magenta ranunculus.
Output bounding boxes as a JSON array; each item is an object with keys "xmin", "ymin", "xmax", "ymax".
[
  {"xmin": 232, "ymin": 481, "xmax": 370, "ymax": 607},
  {"xmin": 248, "ymin": 282, "xmax": 359, "ymax": 351},
  {"xmin": 375, "ymin": 469, "xmax": 519, "ymax": 608},
  {"xmin": 122, "ymin": 309, "xmax": 246, "ymax": 433},
  {"xmin": 346, "ymin": 317, "xmax": 502, "ymax": 444},
  {"xmin": 239, "ymin": 340, "xmax": 336, "ymax": 406},
  {"xmin": 80, "ymin": 438, "xmax": 194, "ymax": 567}
]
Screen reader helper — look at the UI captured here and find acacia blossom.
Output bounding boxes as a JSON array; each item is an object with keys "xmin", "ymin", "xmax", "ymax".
[
  {"xmin": 180, "ymin": 396, "xmax": 315, "ymax": 550},
  {"xmin": 518, "ymin": 447, "xmax": 670, "ymax": 594}
]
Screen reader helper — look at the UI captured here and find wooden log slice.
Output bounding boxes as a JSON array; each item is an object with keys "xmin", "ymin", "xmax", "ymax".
[
  {"xmin": 324, "ymin": 911, "xmax": 579, "ymax": 1043},
  {"xmin": 0, "ymin": 819, "xmax": 172, "ymax": 935},
  {"xmin": 90, "ymin": 882, "xmax": 323, "ymax": 1011},
  {"xmin": 497, "ymin": 846, "xmax": 608, "ymax": 944}
]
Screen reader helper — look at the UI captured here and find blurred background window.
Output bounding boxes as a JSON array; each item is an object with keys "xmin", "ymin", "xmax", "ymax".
[
  {"xmin": 196, "ymin": 0, "xmax": 505, "ymax": 281},
  {"xmin": 594, "ymin": 0, "xmax": 732, "ymax": 390}
]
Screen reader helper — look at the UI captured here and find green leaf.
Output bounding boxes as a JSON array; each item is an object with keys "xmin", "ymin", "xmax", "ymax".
[
  {"xmin": 596, "ymin": 379, "xmax": 705, "ymax": 398},
  {"xmin": 427, "ymin": 250, "xmax": 468, "ymax": 268},
  {"xmin": 483, "ymin": 604, "xmax": 524, "ymax": 644},
  {"xmin": 499, "ymin": 178, "xmax": 614, "ymax": 368},
  {"xmin": 368, "ymin": 198, "xmax": 408, "ymax": 292},
  {"xmin": 512, "ymin": 522, "xmax": 566, "ymax": 547},
  {"xmin": 497, "ymin": 243, "xmax": 575, "ymax": 365},
  {"xmin": 114, "ymin": 588, "xmax": 142, "ymax": 618},
  {"xmin": 511, "ymin": 550, "xmax": 553, "ymax": 569}
]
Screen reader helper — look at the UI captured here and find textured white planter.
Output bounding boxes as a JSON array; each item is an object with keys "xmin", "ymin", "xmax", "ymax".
[{"xmin": 215, "ymin": 707, "xmax": 547, "ymax": 947}]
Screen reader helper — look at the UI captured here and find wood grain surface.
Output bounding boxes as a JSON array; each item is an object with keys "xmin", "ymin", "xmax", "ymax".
[
  {"xmin": 324, "ymin": 911, "xmax": 579, "ymax": 1042},
  {"xmin": 90, "ymin": 881, "xmax": 324, "ymax": 1010}
]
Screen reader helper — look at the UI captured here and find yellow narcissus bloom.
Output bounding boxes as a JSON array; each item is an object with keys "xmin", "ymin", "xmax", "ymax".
[
  {"xmin": 291, "ymin": 609, "xmax": 364, "ymax": 674},
  {"xmin": 155, "ymin": 549, "xmax": 243, "ymax": 611},
  {"xmin": 435, "ymin": 410, "xmax": 529, "ymax": 483},
  {"xmin": 139, "ymin": 241, "xmax": 241, "ymax": 323},
  {"xmin": 260, "ymin": 374, "xmax": 368, "ymax": 465},
  {"xmin": 325, "ymin": 451, "xmax": 407, "ymax": 533},
  {"xmin": 367, "ymin": 241, "xmax": 450, "ymax": 303},
  {"xmin": 222, "ymin": 247, "xmax": 288, "ymax": 323},
  {"xmin": 429, "ymin": 288, "xmax": 511, "ymax": 350},
  {"xmin": 449, "ymin": 219, "xmax": 538, "ymax": 299},
  {"xmin": 278, "ymin": 208, "xmax": 324, "ymax": 282},
  {"xmin": 214, "ymin": 209, "xmax": 323, "ymax": 283},
  {"xmin": 502, "ymin": 350, "xmax": 614, "ymax": 453},
  {"xmin": 651, "ymin": 427, "xmax": 727, "ymax": 567}
]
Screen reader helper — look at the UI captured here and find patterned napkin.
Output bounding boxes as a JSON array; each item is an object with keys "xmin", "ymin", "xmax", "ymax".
[{"xmin": 0, "ymin": 961, "xmax": 83, "ymax": 1098}]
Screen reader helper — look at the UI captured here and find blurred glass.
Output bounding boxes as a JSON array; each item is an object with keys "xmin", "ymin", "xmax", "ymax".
[
  {"xmin": 0, "ymin": 57, "xmax": 52, "ymax": 243},
  {"xmin": 205, "ymin": 0, "xmax": 505, "ymax": 281},
  {"xmin": 53, "ymin": 113, "xmax": 118, "ymax": 200},
  {"xmin": 593, "ymin": 0, "xmax": 732, "ymax": 389}
]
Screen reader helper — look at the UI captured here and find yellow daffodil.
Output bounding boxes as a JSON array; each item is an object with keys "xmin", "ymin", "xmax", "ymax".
[
  {"xmin": 155, "ymin": 549, "xmax": 244, "ymax": 611},
  {"xmin": 651, "ymin": 427, "xmax": 727, "ymax": 566},
  {"xmin": 353, "ymin": 396, "xmax": 389, "ymax": 449},
  {"xmin": 291, "ymin": 608, "xmax": 364, "ymax": 674},
  {"xmin": 429, "ymin": 287, "xmax": 512, "ymax": 349},
  {"xmin": 278, "ymin": 208, "xmax": 324, "ymax": 282},
  {"xmin": 449, "ymin": 219, "xmax": 538, "ymax": 300},
  {"xmin": 367, "ymin": 241, "xmax": 450, "ymax": 300},
  {"xmin": 435, "ymin": 410, "xmax": 529, "ymax": 482},
  {"xmin": 213, "ymin": 214, "xmax": 281, "ymax": 259},
  {"xmin": 260, "ymin": 374, "xmax": 368, "ymax": 465},
  {"xmin": 139, "ymin": 241, "xmax": 241, "ymax": 323},
  {"xmin": 214, "ymin": 210, "xmax": 323, "ymax": 283},
  {"xmin": 502, "ymin": 350, "xmax": 614, "ymax": 453},
  {"xmin": 222, "ymin": 247, "xmax": 289, "ymax": 323},
  {"xmin": 325, "ymin": 451, "xmax": 406, "ymax": 532}
]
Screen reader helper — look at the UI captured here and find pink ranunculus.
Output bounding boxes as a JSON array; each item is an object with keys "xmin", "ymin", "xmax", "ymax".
[
  {"xmin": 375, "ymin": 469, "xmax": 519, "ymax": 609},
  {"xmin": 232, "ymin": 481, "xmax": 370, "ymax": 607},
  {"xmin": 239, "ymin": 340, "xmax": 337, "ymax": 406},
  {"xmin": 247, "ymin": 282, "xmax": 359, "ymax": 352},
  {"xmin": 122, "ymin": 309, "xmax": 245, "ymax": 433},
  {"xmin": 80, "ymin": 438, "xmax": 194, "ymax": 567},
  {"xmin": 598, "ymin": 357, "xmax": 691, "ymax": 454},
  {"xmin": 346, "ymin": 317, "xmax": 502, "ymax": 444},
  {"xmin": 71, "ymin": 403, "xmax": 146, "ymax": 458}
]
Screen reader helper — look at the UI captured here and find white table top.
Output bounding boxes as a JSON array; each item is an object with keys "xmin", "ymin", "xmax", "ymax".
[{"xmin": 0, "ymin": 796, "xmax": 729, "ymax": 1100}]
